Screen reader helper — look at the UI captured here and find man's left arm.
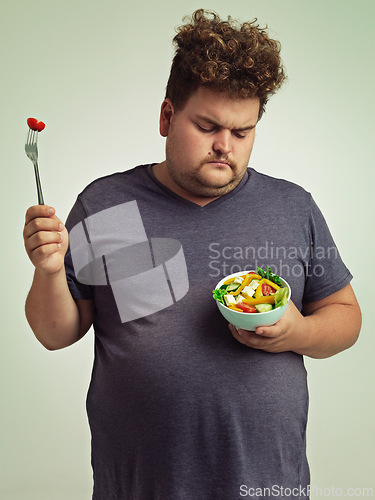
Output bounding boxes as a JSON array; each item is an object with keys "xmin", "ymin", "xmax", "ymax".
[{"xmin": 229, "ymin": 284, "xmax": 362, "ymax": 359}]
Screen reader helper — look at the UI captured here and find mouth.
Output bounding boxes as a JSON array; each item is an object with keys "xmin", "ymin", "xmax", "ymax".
[{"xmin": 207, "ymin": 159, "xmax": 231, "ymax": 168}]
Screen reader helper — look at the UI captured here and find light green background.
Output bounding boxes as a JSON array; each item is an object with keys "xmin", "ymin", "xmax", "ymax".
[{"xmin": 1, "ymin": 0, "xmax": 374, "ymax": 498}]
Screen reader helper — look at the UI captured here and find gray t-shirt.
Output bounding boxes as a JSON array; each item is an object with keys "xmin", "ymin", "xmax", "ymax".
[{"xmin": 64, "ymin": 165, "xmax": 352, "ymax": 499}]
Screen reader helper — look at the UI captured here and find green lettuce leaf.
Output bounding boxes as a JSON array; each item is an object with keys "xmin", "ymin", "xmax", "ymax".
[
  {"xmin": 274, "ymin": 287, "xmax": 289, "ymax": 309},
  {"xmin": 212, "ymin": 284, "xmax": 229, "ymax": 304}
]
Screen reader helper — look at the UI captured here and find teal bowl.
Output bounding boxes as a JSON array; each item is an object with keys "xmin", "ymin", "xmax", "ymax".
[{"xmin": 214, "ymin": 270, "xmax": 291, "ymax": 331}]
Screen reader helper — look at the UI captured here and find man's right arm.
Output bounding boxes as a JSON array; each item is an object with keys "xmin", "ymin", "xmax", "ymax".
[{"xmin": 23, "ymin": 205, "xmax": 93, "ymax": 350}]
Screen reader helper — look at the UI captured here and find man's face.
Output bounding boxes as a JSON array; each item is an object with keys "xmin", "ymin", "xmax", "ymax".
[{"xmin": 159, "ymin": 86, "xmax": 260, "ymax": 199}]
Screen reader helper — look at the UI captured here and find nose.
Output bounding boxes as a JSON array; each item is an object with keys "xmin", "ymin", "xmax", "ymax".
[{"xmin": 213, "ymin": 130, "xmax": 231, "ymax": 155}]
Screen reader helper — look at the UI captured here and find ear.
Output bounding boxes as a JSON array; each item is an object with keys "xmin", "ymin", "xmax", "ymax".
[{"xmin": 159, "ymin": 99, "xmax": 174, "ymax": 137}]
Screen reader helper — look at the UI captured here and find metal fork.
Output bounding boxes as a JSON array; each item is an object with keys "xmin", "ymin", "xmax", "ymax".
[{"xmin": 25, "ymin": 129, "xmax": 44, "ymax": 205}]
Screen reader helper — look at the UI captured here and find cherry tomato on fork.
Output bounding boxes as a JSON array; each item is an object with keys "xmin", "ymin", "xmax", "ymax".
[{"xmin": 27, "ymin": 117, "xmax": 45, "ymax": 132}]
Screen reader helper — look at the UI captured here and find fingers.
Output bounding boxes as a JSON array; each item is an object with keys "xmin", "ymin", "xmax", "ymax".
[
  {"xmin": 24, "ymin": 204, "xmax": 64, "ymax": 233},
  {"xmin": 228, "ymin": 323, "xmax": 283, "ymax": 351},
  {"xmin": 25, "ymin": 205, "xmax": 57, "ymax": 225},
  {"xmin": 28, "ymin": 242, "xmax": 64, "ymax": 269},
  {"xmin": 24, "ymin": 205, "xmax": 68, "ymax": 273},
  {"xmin": 24, "ymin": 211, "xmax": 64, "ymax": 240},
  {"xmin": 24, "ymin": 206, "xmax": 64, "ymax": 249},
  {"xmin": 228, "ymin": 324, "xmax": 251, "ymax": 346},
  {"xmin": 27, "ymin": 228, "xmax": 63, "ymax": 254}
]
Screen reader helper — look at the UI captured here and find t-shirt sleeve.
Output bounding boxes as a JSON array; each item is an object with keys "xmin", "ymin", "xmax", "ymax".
[
  {"xmin": 64, "ymin": 196, "xmax": 94, "ymax": 300},
  {"xmin": 302, "ymin": 196, "xmax": 352, "ymax": 303}
]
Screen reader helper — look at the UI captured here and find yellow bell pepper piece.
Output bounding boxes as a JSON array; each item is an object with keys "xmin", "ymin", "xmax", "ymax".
[
  {"xmin": 254, "ymin": 279, "xmax": 265, "ymax": 299},
  {"xmin": 224, "ymin": 273, "xmax": 261, "ymax": 287},
  {"xmin": 246, "ymin": 273, "xmax": 262, "ymax": 281},
  {"xmin": 242, "ymin": 295, "xmax": 275, "ymax": 306}
]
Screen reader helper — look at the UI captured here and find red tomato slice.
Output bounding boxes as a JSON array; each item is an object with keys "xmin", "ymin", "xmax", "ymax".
[
  {"xmin": 27, "ymin": 118, "xmax": 38, "ymax": 131},
  {"xmin": 262, "ymin": 283, "xmax": 275, "ymax": 296},
  {"xmin": 36, "ymin": 120, "xmax": 45, "ymax": 132},
  {"xmin": 236, "ymin": 302, "xmax": 257, "ymax": 313},
  {"xmin": 27, "ymin": 117, "xmax": 45, "ymax": 132}
]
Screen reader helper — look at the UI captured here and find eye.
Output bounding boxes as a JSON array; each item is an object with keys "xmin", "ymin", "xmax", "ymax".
[
  {"xmin": 233, "ymin": 131, "xmax": 246, "ymax": 139},
  {"xmin": 196, "ymin": 123, "xmax": 215, "ymax": 133}
]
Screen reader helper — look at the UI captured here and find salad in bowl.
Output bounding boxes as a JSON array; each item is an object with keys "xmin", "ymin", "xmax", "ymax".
[{"xmin": 212, "ymin": 267, "xmax": 291, "ymax": 330}]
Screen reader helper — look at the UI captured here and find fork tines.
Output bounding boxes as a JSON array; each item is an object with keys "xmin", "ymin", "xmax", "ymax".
[{"xmin": 26, "ymin": 128, "xmax": 38, "ymax": 145}]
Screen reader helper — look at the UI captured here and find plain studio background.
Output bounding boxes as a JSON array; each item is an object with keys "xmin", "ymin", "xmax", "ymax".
[{"xmin": 1, "ymin": 1, "xmax": 374, "ymax": 498}]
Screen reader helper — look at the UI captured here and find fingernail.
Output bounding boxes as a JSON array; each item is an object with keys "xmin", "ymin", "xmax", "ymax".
[
  {"xmin": 257, "ymin": 330, "xmax": 264, "ymax": 335},
  {"xmin": 59, "ymin": 223, "xmax": 64, "ymax": 231},
  {"xmin": 237, "ymin": 329, "xmax": 242, "ymax": 336},
  {"xmin": 48, "ymin": 208, "xmax": 54, "ymax": 216}
]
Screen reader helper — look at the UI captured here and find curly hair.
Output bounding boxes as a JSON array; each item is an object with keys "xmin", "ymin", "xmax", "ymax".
[{"xmin": 165, "ymin": 9, "xmax": 286, "ymax": 119}]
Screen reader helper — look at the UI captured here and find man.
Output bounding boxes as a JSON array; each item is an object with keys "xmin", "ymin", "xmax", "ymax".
[{"xmin": 23, "ymin": 9, "xmax": 361, "ymax": 499}]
